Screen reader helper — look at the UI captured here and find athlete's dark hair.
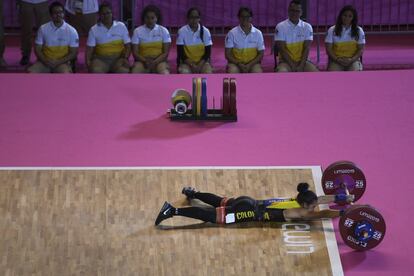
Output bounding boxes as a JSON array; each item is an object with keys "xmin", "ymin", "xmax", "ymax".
[
  {"xmin": 49, "ymin": 1, "xmax": 64, "ymax": 15},
  {"xmin": 289, "ymin": 0, "xmax": 302, "ymax": 7},
  {"xmin": 296, "ymin": 183, "xmax": 318, "ymax": 206},
  {"xmin": 187, "ymin": 7, "xmax": 204, "ymax": 42},
  {"xmin": 238, "ymin": 7, "xmax": 253, "ymax": 18},
  {"xmin": 99, "ymin": 2, "xmax": 112, "ymax": 14},
  {"xmin": 187, "ymin": 7, "xmax": 201, "ymax": 19},
  {"xmin": 141, "ymin": 5, "xmax": 162, "ymax": 25},
  {"xmin": 334, "ymin": 5, "xmax": 360, "ymax": 40}
]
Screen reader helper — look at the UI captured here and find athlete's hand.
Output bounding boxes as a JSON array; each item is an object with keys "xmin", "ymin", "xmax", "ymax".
[
  {"xmin": 289, "ymin": 62, "xmax": 298, "ymax": 72},
  {"xmin": 190, "ymin": 63, "xmax": 198, "ymax": 73},
  {"xmin": 297, "ymin": 62, "xmax": 305, "ymax": 72},
  {"xmin": 145, "ymin": 58, "xmax": 155, "ymax": 70},
  {"xmin": 239, "ymin": 63, "xmax": 249, "ymax": 73},
  {"xmin": 344, "ymin": 57, "xmax": 354, "ymax": 66},
  {"xmin": 346, "ymin": 194, "xmax": 355, "ymax": 203},
  {"xmin": 337, "ymin": 57, "xmax": 349, "ymax": 67},
  {"xmin": 195, "ymin": 61, "xmax": 205, "ymax": 73},
  {"xmin": 46, "ymin": 60, "xmax": 59, "ymax": 69}
]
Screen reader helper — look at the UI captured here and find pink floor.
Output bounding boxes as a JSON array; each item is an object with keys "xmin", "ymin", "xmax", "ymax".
[
  {"xmin": 0, "ymin": 71, "xmax": 414, "ymax": 275},
  {"xmin": 2, "ymin": 34, "xmax": 414, "ymax": 72}
]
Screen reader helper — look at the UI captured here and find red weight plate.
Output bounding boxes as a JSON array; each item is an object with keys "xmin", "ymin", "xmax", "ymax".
[
  {"xmin": 322, "ymin": 161, "xmax": 366, "ymax": 204},
  {"xmin": 222, "ymin": 78, "xmax": 230, "ymax": 115},
  {"xmin": 230, "ymin": 78, "xmax": 237, "ymax": 116},
  {"xmin": 339, "ymin": 205, "xmax": 386, "ymax": 251}
]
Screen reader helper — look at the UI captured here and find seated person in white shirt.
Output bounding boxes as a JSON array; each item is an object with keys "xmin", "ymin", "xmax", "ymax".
[
  {"xmin": 176, "ymin": 7, "xmax": 213, "ymax": 74},
  {"xmin": 325, "ymin": 5, "xmax": 365, "ymax": 71},
  {"xmin": 28, "ymin": 1, "xmax": 79, "ymax": 73},
  {"xmin": 225, "ymin": 7, "xmax": 265, "ymax": 73},
  {"xmin": 131, "ymin": 5, "xmax": 171, "ymax": 74},
  {"xmin": 86, "ymin": 3, "xmax": 131, "ymax": 73},
  {"xmin": 274, "ymin": 0, "xmax": 318, "ymax": 72}
]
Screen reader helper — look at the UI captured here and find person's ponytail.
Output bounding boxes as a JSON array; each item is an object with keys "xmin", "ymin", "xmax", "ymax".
[{"xmin": 296, "ymin": 183, "xmax": 317, "ymax": 206}]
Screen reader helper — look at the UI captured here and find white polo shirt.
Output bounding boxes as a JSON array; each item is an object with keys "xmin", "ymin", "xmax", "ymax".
[
  {"xmin": 131, "ymin": 24, "xmax": 171, "ymax": 58},
  {"xmin": 35, "ymin": 21, "xmax": 79, "ymax": 60},
  {"xmin": 274, "ymin": 19, "xmax": 313, "ymax": 62},
  {"xmin": 87, "ymin": 21, "xmax": 131, "ymax": 57},
  {"xmin": 325, "ymin": 25, "xmax": 366, "ymax": 58},
  {"xmin": 65, "ymin": 0, "xmax": 98, "ymax": 15},
  {"xmin": 176, "ymin": 24, "xmax": 213, "ymax": 63},
  {"xmin": 21, "ymin": 0, "xmax": 48, "ymax": 4},
  {"xmin": 225, "ymin": 25, "xmax": 265, "ymax": 64}
]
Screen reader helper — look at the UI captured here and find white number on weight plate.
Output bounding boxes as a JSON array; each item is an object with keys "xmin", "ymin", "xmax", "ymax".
[{"xmin": 325, "ymin": 181, "xmax": 334, "ymax": 189}]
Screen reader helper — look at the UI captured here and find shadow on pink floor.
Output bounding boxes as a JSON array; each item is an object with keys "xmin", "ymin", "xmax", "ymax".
[{"xmin": 119, "ymin": 115, "xmax": 227, "ymax": 140}]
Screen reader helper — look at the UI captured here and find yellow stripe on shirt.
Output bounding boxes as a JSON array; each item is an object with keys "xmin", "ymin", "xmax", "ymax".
[
  {"xmin": 266, "ymin": 200, "xmax": 301, "ymax": 209},
  {"xmin": 139, "ymin": 41, "xmax": 163, "ymax": 57},
  {"xmin": 284, "ymin": 41, "xmax": 304, "ymax": 62},
  {"xmin": 333, "ymin": 40, "xmax": 358, "ymax": 58},
  {"xmin": 95, "ymin": 40, "xmax": 125, "ymax": 57},
  {"xmin": 184, "ymin": 44, "xmax": 205, "ymax": 63},
  {"xmin": 43, "ymin": 45, "xmax": 69, "ymax": 60},
  {"xmin": 232, "ymin": 48, "xmax": 258, "ymax": 64}
]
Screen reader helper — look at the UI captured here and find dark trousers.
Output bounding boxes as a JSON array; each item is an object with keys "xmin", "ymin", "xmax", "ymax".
[{"xmin": 19, "ymin": 1, "xmax": 50, "ymax": 57}]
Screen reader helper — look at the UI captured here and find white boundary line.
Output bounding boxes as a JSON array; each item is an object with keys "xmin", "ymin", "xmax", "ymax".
[
  {"xmin": 312, "ymin": 167, "xmax": 344, "ymax": 276},
  {"xmin": 0, "ymin": 165, "xmax": 343, "ymax": 275},
  {"xmin": 0, "ymin": 166, "xmax": 318, "ymax": 170}
]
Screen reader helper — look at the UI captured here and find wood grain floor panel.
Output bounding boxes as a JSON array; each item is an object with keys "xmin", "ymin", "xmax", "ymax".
[{"xmin": 0, "ymin": 168, "xmax": 338, "ymax": 276}]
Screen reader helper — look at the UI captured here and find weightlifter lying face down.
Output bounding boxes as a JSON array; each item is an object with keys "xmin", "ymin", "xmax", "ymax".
[{"xmin": 155, "ymin": 183, "xmax": 354, "ymax": 226}]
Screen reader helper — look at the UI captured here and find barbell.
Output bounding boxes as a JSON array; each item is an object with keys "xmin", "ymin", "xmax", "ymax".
[{"xmin": 322, "ymin": 161, "xmax": 386, "ymax": 251}]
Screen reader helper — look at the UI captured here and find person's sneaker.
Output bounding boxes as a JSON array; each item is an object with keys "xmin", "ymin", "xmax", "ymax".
[
  {"xmin": 154, "ymin": 201, "xmax": 175, "ymax": 226},
  {"xmin": 182, "ymin": 187, "xmax": 197, "ymax": 199},
  {"xmin": 20, "ymin": 55, "xmax": 29, "ymax": 66}
]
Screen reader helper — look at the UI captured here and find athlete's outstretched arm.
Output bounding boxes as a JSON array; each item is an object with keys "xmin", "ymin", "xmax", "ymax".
[
  {"xmin": 284, "ymin": 208, "xmax": 341, "ymax": 220},
  {"xmin": 303, "ymin": 209, "xmax": 341, "ymax": 219},
  {"xmin": 317, "ymin": 194, "xmax": 355, "ymax": 204}
]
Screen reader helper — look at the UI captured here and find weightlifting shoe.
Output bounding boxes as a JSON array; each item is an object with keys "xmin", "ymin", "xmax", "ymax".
[
  {"xmin": 182, "ymin": 187, "xmax": 197, "ymax": 199},
  {"xmin": 155, "ymin": 201, "xmax": 175, "ymax": 226}
]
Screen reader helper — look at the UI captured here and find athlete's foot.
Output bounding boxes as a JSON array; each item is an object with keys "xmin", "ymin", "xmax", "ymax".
[
  {"xmin": 182, "ymin": 187, "xmax": 197, "ymax": 199},
  {"xmin": 155, "ymin": 201, "xmax": 175, "ymax": 226}
]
